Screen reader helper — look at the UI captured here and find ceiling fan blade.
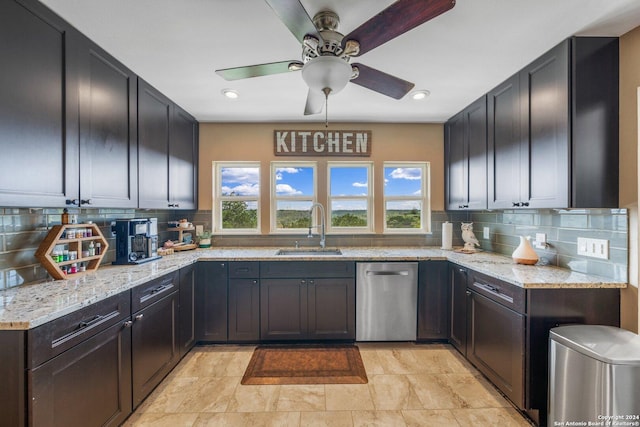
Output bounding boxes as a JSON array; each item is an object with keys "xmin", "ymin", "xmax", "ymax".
[
  {"xmin": 343, "ymin": 0, "xmax": 456, "ymax": 57},
  {"xmin": 264, "ymin": 0, "xmax": 322, "ymax": 42},
  {"xmin": 215, "ymin": 60, "xmax": 301, "ymax": 80},
  {"xmin": 304, "ymin": 89, "xmax": 325, "ymax": 115},
  {"xmin": 351, "ymin": 63, "xmax": 415, "ymax": 99}
]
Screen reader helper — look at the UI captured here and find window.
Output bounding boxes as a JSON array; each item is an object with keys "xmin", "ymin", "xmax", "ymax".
[
  {"xmin": 327, "ymin": 162, "xmax": 373, "ymax": 233},
  {"xmin": 213, "ymin": 162, "xmax": 260, "ymax": 234},
  {"xmin": 383, "ymin": 162, "xmax": 430, "ymax": 233},
  {"xmin": 271, "ymin": 162, "xmax": 316, "ymax": 233}
]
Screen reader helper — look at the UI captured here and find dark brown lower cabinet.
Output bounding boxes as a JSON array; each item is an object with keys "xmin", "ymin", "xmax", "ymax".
[
  {"xmin": 30, "ymin": 321, "xmax": 132, "ymax": 427},
  {"xmin": 448, "ymin": 264, "xmax": 468, "ymax": 355},
  {"xmin": 178, "ymin": 265, "xmax": 196, "ymax": 356},
  {"xmin": 259, "ymin": 261, "xmax": 356, "ymax": 342},
  {"xmin": 131, "ymin": 273, "xmax": 180, "ymax": 408},
  {"xmin": 467, "ymin": 289, "xmax": 525, "ymax": 408},
  {"xmin": 195, "ymin": 262, "xmax": 228, "ymax": 342},
  {"xmin": 228, "ymin": 278, "xmax": 260, "ymax": 342},
  {"xmin": 417, "ymin": 260, "xmax": 449, "ymax": 341}
]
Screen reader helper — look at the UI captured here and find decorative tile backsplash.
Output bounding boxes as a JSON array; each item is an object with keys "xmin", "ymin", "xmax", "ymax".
[{"xmin": 0, "ymin": 207, "xmax": 628, "ymax": 289}]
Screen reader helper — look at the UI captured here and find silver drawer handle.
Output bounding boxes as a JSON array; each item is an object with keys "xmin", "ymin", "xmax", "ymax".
[{"xmin": 366, "ymin": 271, "xmax": 409, "ymax": 276}]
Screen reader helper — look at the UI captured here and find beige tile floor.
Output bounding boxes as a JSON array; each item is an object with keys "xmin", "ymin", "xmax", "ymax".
[{"xmin": 124, "ymin": 343, "xmax": 534, "ymax": 426}]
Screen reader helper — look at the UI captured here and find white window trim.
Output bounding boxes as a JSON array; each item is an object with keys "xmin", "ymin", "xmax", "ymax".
[
  {"xmin": 383, "ymin": 162, "xmax": 431, "ymax": 234},
  {"xmin": 212, "ymin": 161, "xmax": 261, "ymax": 235},
  {"xmin": 270, "ymin": 161, "xmax": 317, "ymax": 234},
  {"xmin": 327, "ymin": 161, "xmax": 374, "ymax": 234}
]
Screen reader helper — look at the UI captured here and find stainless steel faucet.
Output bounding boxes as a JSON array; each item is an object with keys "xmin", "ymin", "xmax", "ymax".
[{"xmin": 308, "ymin": 202, "xmax": 326, "ymax": 248}]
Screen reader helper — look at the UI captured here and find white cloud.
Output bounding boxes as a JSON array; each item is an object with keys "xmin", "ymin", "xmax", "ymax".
[
  {"xmin": 388, "ymin": 168, "xmax": 421, "ymax": 180},
  {"xmin": 221, "ymin": 167, "xmax": 259, "ymax": 184},
  {"xmin": 221, "ymin": 183, "xmax": 260, "ymax": 196},
  {"xmin": 276, "ymin": 183, "xmax": 302, "ymax": 195},
  {"xmin": 352, "ymin": 181, "xmax": 368, "ymax": 188}
]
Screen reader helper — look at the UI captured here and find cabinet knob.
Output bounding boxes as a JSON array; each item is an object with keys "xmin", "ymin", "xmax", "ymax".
[
  {"xmin": 512, "ymin": 202, "xmax": 521, "ymax": 207},
  {"xmin": 458, "ymin": 268, "xmax": 466, "ymax": 273},
  {"xmin": 168, "ymin": 203, "xmax": 180, "ymax": 208},
  {"xmin": 466, "ymin": 291, "xmax": 472, "ymax": 296},
  {"xmin": 135, "ymin": 314, "xmax": 144, "ymax": 321},
  {"xmin": 252, "ymin": 280, "xmax": 258, "ymax": 284},
  {"xmin": 66, "ymin": 199, "xmax": 79, "ymax": 206},
  {"xmin": 300, "ymin": 280, "xmax": 306, "ymax": 285},
  {"xmin": 80, "ymin": 199, "xmax": 92, "ymax": 205},
  {"xmin": 123, "ymin": 320, "xmax": 133, "ymax": 328},
  {"xmin": 521, "ymin": 202, "xmax": 530, "ymax": 207},
  {"xmin": 309, "ymin": 280, "xmax": 314, "ymax": 285}
]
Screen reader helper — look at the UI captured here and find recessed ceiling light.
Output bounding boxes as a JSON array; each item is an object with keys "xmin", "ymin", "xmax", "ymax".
[
  {"xmin": 221, "ymin": 89, "xmax": 239, "ymax": 99},
  {"xmin": 411, "ymin": 90, "xmax": 430, "ymax": 100}
]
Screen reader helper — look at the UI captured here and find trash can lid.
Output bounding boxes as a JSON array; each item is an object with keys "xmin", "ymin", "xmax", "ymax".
[{"xmin": 550, "ymin": 325, "xmax": 640, "ymax": 365}]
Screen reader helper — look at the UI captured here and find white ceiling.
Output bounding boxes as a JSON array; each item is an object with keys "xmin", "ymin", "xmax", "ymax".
[{"xmin": 40, "ymin": 0, "xmax": 640, "ymax": 123}]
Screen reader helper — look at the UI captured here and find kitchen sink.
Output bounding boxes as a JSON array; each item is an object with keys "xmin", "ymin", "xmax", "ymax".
[{"xmin": 276, "ymin": 248, "xmax": 342, "ymax": 256}]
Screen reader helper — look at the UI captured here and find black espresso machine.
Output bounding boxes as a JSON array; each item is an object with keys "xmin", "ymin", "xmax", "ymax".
[{"xmin": 112, "ymin": 218, "xmax": 161, "ymax": 264}]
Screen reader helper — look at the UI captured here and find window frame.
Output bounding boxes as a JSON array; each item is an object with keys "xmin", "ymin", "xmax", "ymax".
[
  {"xmin": 382, "ymin": 161, "xmax": 431, "ymax": 234},
  {"xmin": 212, "ymin": 161, "xmax": 261, "ymax": 235},
  {"xmin": 270, "ymin": 161, "xmax": 318, "ymax": 234},
  {"xmin": 326, "ymin": 161, "xmax": 374, "ymax": 234}
]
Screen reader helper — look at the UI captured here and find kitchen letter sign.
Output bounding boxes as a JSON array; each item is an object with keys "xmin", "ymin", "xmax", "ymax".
[{"xmin": 274, "ymin": 130, "xmax": 372, "ymax": 156}]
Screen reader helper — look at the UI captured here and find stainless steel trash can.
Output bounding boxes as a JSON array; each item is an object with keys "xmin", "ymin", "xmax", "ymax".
[{"xmin": 549, "ymin": 325, "xmax": 640, "ymax": 425}]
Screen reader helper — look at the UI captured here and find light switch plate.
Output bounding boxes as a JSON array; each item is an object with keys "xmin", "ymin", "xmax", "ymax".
[
  {"xmin": 577, "ymin": 237, "xmax": 609, "ymax": 259},
  {"xmin": 483, "ymin": 227, "xmax": 490, "ymax": 239}
]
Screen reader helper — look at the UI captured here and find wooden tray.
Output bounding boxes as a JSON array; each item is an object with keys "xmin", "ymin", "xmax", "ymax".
[{"xmin": 172, "ymin": 243, "xmax": 197, "ymax": 251}]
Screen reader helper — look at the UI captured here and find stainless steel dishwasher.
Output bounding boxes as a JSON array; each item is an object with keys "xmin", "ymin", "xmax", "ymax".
[{"xmin": 356, "ymin": 262, "xmax": 418, "ymax": 341}]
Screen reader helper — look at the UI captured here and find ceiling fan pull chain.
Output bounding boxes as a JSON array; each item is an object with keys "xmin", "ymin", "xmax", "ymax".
[{"xmin": 323, "ymin": 87, "xmax": 331, "ymax": 128}]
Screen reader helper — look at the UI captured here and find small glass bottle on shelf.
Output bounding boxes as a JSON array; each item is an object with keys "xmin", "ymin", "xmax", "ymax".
[{"xmin": 88, "ymin": 241, "xmax": 95, "ymax": 256}]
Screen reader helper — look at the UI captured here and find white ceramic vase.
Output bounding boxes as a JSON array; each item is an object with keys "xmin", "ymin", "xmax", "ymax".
[{"xmin": 512, "ymin": 236, "xmax": 539, "ymax": 265}]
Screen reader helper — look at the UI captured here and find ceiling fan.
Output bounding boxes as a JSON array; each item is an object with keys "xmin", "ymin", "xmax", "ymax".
[{"xmin": 215, "ymin": 0, "xmax": 456, "ymax": 116}]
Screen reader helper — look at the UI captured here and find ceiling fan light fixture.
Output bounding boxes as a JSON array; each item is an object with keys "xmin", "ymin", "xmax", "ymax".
[
  {"xmin": 411, "ymin": 90, "xmax": 431, "ymax": 100},
  {"xmin": 301, "ymin": 56, "xmax": 352, "ymax": 95},
  {"xmin": 221, "ymin": 88, "xmax": 239, "ymax": 99}
]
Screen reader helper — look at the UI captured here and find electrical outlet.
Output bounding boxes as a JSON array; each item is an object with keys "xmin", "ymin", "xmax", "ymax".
[
  {"xmin": 483, "ymin": 227, "xmax": 490, "ymax": 239},
  {"xmin": 577, "ymin": 237, "xmax": 609, "ymax": 259},
  {"xmin": 534, "ymin": 233, "xmax": 546, "ymax": 249}
]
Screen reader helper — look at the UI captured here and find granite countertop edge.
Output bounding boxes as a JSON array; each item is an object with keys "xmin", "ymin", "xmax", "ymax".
[{"xmin": 0, "ymin": 247, "xmax": 627, "ymax": 330}]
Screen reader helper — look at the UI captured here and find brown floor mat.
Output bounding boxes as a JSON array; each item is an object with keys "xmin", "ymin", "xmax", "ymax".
[{"xmin": 241, "ymin": 344, "xmax": 368, "ymax": 385}]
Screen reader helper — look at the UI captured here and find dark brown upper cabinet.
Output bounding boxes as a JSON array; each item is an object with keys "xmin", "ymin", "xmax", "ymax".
[
  {"xmin": 74, "ymin": 34, "xmax": 139, "ymax": 208},
  {"xmin": 487, "ymin": 37, "xmax": 619, "ymax": 209},
  {"xmin": 445, "ymin": 95, "xmax": 488, "ymax": 210},
  {"xmin": 138, "ymin": 79, "xmax": 198, "ymax": 209},
  {"xmin": 0, "ymin": 0, "xmax": 79, "ymax": 207}
]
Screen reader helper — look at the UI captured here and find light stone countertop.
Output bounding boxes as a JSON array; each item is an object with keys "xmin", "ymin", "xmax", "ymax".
[{"xmin": 0, "ymin": 247, "xmax": 626, "ymax": 330}]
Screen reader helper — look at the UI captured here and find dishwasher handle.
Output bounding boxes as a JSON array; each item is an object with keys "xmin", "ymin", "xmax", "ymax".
[{"xmin": 366, "ymin": 270, "xmax": 410, "ymax": 276}]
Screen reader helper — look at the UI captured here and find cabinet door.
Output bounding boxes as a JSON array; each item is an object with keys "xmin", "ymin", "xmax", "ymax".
[
  {"xmin": 179, "ymin": 265, "xmax": 196, "ymax": 357},
  {"xmin": 138, "ymin": 78, "xmax": 171, "ymax": 209},
  {"xmin": 195, "ymin": 262, "xmax": 228, "ymax": 342},
  {"xmin": 449, "ymin": 264, "xmax": 468, "ymax": 355},
  {"xmin": 0, "ymin": 0, "xmax": 79, "ymax": 207},
  {"xmin": 31, "ymin": 320, "xmax": 132, "ymax": 427},
  {"xmin": 307, "ymin": 278, "xmax": 355, "ymax": 340},
  {"xmin": 228, "ymin": 278, "xmax": 260, "ymax": 342},
  {"xmin": 487, "ymin": 73, "xmax": 521, "ymax": 209},
  {"xmin": 260, "ymin": 279, "xmax": 307, "ymax": 341},
  {"xmin": 76, "ymin": 36, "xmax": 138, "ymax": 208},
  {"xmin": 170, "ymin": 105, "xmax": 198, "ymax": 209},
  {"xmin": 131, "ymin": 292, "xmax": 179, "ymax": 408},
  {"xmin": 466, "ymin": 96, "xmax": 488, "ymax": 209},
  {"xmin": 418, "ymin": 261, "xmax": 449, "ymax": 341},
  {"xmin": 444, "ymin": 112, "xmax": 467, "ymax": 210},
  {"xmin": 467, "ymin": 291, "xmax": 525, "ymax": 409},
  {"xmin": 520, "ymin": 40, "xmax": 570, "ymax": 208}
]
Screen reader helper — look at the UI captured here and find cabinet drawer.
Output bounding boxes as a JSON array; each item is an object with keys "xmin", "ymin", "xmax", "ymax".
[
  {"xmin": 260, "ymin": 261, "xmax": 355, "ymax": 278},
  {"xmin": 229, "ymin": 261, "xmax": 259, "ymax": 278},
  {"xmin": 468, "ymin": 270, "xmax": 525, "ymax": 314},
  {"xmin": 28, "ymin": 291, "xmax": 130, "ymax": 368},
  {"xmin": 132, "ymin": 270, "xmax": 179, "ymax": 312}
]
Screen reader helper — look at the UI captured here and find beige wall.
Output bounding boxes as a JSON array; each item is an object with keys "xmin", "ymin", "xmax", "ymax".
[
  {"xmin": 198, "ymin": 123, "xmax": 444, "ymax": 234},
  {"xmin": 619, "ymin": 26, "xmax": 640, "ymax": 333}
]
